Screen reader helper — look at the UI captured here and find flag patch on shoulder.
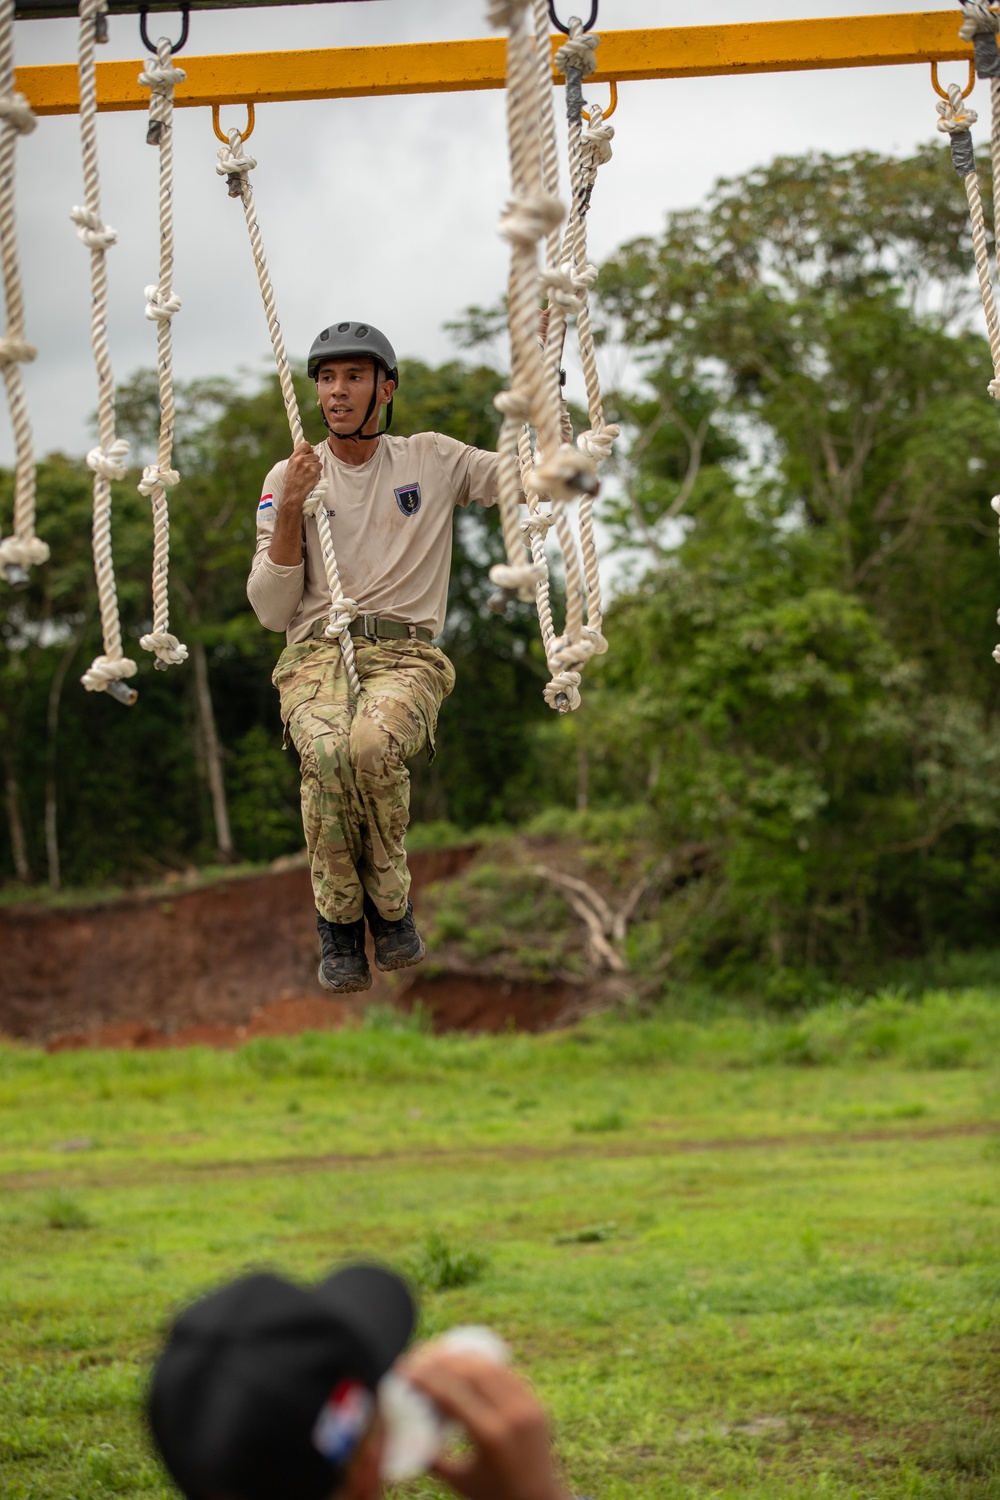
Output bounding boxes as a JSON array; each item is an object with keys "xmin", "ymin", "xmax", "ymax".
[
  {"xmin": 394, "ymin": 483, "xmax": 421, "ymax": 517},
  {"xmin": 258, "ymin": 495, "xmax": 274, "ymax": 511}
]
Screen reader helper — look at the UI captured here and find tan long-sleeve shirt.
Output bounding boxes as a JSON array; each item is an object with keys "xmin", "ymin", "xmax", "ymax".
[{"xmin": 247, "ymin": 432, "xmax": 499, "ymax": 643}]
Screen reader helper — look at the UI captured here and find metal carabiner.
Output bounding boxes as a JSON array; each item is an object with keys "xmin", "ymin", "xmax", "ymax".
[
  {"xmin": 930, "ymin": 59, "xmax": 976, "ymax": 99},
  {"xmin": 212, "ymin": 102, "xmax": 256, "ymax": 144},
  {"xmin": 140, "ymin": 3, "xmax": 190, "ymax": 57},
  {"xmin": 547, "ymin": 1, "xmax": 598, "ymax": 36},
  {"xmin": 582, "ymin": 79, "xmax": 618, "ymax": 122}
]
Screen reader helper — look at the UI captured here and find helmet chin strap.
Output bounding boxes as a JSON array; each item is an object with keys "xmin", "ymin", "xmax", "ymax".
[{"xmin": 321, "ymin": 361, "xmax": 389, "ymax": 442}]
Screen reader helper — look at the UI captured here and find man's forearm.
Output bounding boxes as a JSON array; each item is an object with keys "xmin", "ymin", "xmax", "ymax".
[{"xmin": 268, "ymin": 498, "xmax": 306, "ymax": 565}]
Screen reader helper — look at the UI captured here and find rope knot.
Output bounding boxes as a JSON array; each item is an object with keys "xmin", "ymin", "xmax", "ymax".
[
  {"xmin": 0, "ymin": 92, "xmax": 36, "ymax": 135},
  {"xmin": 86, "ymin": 438, "xmax": 130, "ymax": 481},
  {"xmin": 215, "ymin": 136, "xmax": 257, "ymax": 184},
  {"xmin": 325, "ymin": 598, "xmax": 359, "ymax": 637},
  {"xmin": 138, "ymin": 463, "xmax": 180, "ymax": 495},
  {"xmin": 0, "ymin": 534, "xmax": 49, "ymax": 569},
  {"xmin": 576, "ymin": 420, "xmax": 619, "ymax": 462},
  {"xmin": 485, "ymin": 0, "xmax": 526, "ymax": 28},
  {"xmin": 139, "ymin": 631, "xmax": 188, "ymax": 666},
  {"xmin": 582, "ymin": 623, "xmax": 609, "ymax": 656},
  {"xmin": 70, "ymin": 204, "xmax": 118, "ymax": 251},
  {"xmin": 548, "ymin": 631, "xmax": 596, "ymax": 673},
  {"xmin": 582, "ymin": 113, "xmax": 614, "ymax": 166},
  {"xmin": 525, "ymin": 444, "xmax": 599, "ymax": 504},
  {"xmin": 540, "ymin": 264, "xmax": 584, "ymax": 313},
  {"xmin": 81, "ymin": 653, "xmax": 139, "ymax": 694},
  {"xmin": 523, "ymin": 509, "xmax": 556, "ymax": 538},
  {"xmin": 960, "ymin": 0, "xmax": 1000, "ymax": 76},
  {"xmin": 498, "ymin": 192, "xmax": 565, "ymax": 249},
  {"xmin": 543, "ymin": 668, "xmax": 582, "ymax": 713},
  {"xmin": 988, "ymin": 377, "xmax": 1000, "ymax": 401},
  {"xmin": 144, "ymin": 284, "xmax": 182, "ymax": 321},
  {"xmin": 960, "ymin": 0, "xmax": 1000, "ymax": 34},
  {"xmin": 494, "ymin": 388, "xmax": 533, "ymax": 424},
  {"xmin": 138, "ymin": 56, "xmax": 186, "ymax": 94},
  {"xmin": 489, "ymin": 559, "xmax": 546, "ymax": 602},
  {"xmin": 936, "ymin": 84, "xmax": 978, "ymax": 134},
  {"xmin": 0, "ymin": 336, "xmax": 37, "ymax": 368},
  {"xmin": 301, "ymin": 481, "xmax": 329, "ymax": 519},
  {"xmin": 555, "ymin": 31, "xmax": 600, "ymax": 83}
]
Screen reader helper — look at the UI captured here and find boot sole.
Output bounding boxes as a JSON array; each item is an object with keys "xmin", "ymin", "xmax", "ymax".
[
  {"xmin": 317, "ymin": 963, "xmax": 373, "ymax": 994},
  {"xmin": 373, "ymin": 940, "xmax": 426, "ymax": 974}
]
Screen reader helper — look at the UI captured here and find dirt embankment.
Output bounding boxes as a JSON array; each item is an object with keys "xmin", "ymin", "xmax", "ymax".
[{"xmin": 0, "ymin": 847, "xmax": 582, "ymax": 1049}]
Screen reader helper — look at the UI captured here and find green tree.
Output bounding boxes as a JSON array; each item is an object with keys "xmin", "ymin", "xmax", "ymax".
[{"xmin": 580, "ymin": 145, "xmax": 1000, "ymax": 979}]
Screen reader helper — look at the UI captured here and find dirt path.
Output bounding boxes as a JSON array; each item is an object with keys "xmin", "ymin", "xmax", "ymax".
[{"xmin": 2, "ymin": 1120, "xmax": 993, "ymax": 1194}]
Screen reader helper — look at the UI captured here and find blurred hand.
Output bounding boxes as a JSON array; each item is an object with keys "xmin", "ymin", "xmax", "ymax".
[{"xmin": 401, "ymin": 1346, "xmax": 570, "ymax": 1500}]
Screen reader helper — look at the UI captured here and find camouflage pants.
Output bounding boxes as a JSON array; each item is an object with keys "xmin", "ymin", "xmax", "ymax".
[{"xmin": 272, "ymin": 637, "xmax": 455, "ymax": 924}]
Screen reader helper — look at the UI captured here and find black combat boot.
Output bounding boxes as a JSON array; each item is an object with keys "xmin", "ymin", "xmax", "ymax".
[
  {"xmin": 363, "ymin": 894, "xmax": 426, "ymax": 972},
  {"xmin": 316, "ymin": 911, "xmax": 371, "ymax": 993}
]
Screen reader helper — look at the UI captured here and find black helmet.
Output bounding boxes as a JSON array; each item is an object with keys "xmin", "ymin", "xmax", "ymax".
[
  {"xmin": 308, "ymin": 322, "xmax": 398, "ymax": 440},
  {"xmin": 307, "ymin": 322, "xmax": 399, "ymax": 385}
]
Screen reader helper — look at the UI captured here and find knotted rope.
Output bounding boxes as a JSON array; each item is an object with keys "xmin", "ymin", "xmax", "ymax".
[
  {"xmin": 487, "ymin": 0, "xmax": 598, "ymax": 627},
  {"xmin": 0, "ymin": 0, "xmax": 47, "ymax": 588},
  {"xmin": 73, "ymin": 0, "xmax": 137, "ymax": 704},
  {"xmin": 945, "ymin": 5, "xmax": 1000, "ymax": 668},
  {"xmin": 936, "ymin": 84, "xmax": 1000, "ymax": 395},
  {"xmin": 137, "ymin": 37, "xmax": 187, "ymax": 671},
  {"xmin": 489, "ymin": 0, "xmax": 615, "ymax": 712},
  {"xmin": 216, "ymin": 127, "xmax": 361, "ymax": 695},
  {"xmin": 554, "ymin": 17, "xmax": 617, "ymax": 660}
]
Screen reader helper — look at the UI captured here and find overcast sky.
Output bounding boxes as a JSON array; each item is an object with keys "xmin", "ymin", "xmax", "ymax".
[{"xmin": 6, "ymin": 0, "xmax": 969, "ymax": 463}]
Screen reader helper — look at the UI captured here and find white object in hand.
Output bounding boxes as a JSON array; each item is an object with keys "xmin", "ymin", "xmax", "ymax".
[{"xmin": 378, "ymin": 1325, "xmax": 510, "ymax": 1481}]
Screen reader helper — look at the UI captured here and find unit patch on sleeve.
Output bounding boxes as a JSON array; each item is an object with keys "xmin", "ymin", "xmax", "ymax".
[{"xmin": 394, "ymin": 482, "xmax": 421, "ymax": 517}]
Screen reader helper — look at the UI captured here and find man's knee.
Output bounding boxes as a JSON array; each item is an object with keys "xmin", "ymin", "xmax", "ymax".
[
  {"xmin": 300, "ymin": 726, "xmax": 353, "ymax": 793},
  {"xmin": 351, "ymin": 714, "xmax": 405, "ymax": 780}
]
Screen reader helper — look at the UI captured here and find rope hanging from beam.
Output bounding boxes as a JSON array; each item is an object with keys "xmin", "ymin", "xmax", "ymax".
[
  {"xmin": 941, "ymin": 0, "xmax": 1000, "ymax": 667},
  {"xmin": 0, "ymin": 0, "xmax": 47, "ymax": 589},
  {"xmin": 488, "ymin": 0, "xmax": 616, "ymax": 713},
  {"xmin": 137, "ymin": 33, "xmax": 188, "ymax": 671},
  {"xmin": 215, "ymin": 123, "xmax": 362, "ymax": 696},
  {"xmin": 73, "ymin": 0, "xmax": 138, "ymax": 705}
]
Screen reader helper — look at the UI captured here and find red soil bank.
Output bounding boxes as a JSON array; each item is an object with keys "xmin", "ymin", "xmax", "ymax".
[{"xmin": 0, "ymin": 847, "xmax": 579, "ymax": 1048}]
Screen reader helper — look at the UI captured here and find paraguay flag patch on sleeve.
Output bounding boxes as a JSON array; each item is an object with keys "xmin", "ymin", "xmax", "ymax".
[
  {"xmin": 258, "ymin": 494, "xmax": 274, "ymax": 513},
  {"xmin": 394, "ymin": 483, "xmax": 421, "ymax": 517}
]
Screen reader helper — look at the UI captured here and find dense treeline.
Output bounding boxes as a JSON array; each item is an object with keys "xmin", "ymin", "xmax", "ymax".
[{"xmin": 2, "ymin": 145, "xmax": 999, "ymax": 983}]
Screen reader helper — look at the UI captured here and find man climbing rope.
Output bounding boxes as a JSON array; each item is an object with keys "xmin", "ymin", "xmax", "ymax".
[{"xmin": 248, "ymin": 322, "xmax": 500, "ymax": 994}]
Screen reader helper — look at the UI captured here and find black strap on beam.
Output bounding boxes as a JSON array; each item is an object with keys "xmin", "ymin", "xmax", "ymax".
[{"xmin": 15, "ymin": 0, "xmax": 383, "ymax": 16}]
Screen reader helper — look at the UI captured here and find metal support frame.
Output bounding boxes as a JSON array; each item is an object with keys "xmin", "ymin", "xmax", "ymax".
[{"xmin": 13, "ymin": 10, "xmax": 979, "ymax": 117}]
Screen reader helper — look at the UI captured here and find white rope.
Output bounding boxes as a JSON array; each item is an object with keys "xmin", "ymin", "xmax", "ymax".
[
  {"xmin": 488, "ymin": 1, "xmax": 615, "ymax": 712},
  {"xmin": 216, "ymin": 127, "xmax": 361, "ymax": 695},
  {"xmin": 936, "ymin": 85, "xmax": 1000, "ymax": 394},
  {"xmin": 137, "ymin": 38, "xmax": 188, "ymax": 671},
  {"xmin": 487, "ymin": 0, "xmax": 598, "ymax": 632},
  {"xmin": 0, "ymin": 0, "xmax": 47, "ymax": 587},
  {"xmin": 555, "ymin": 18, "xmax": 618, "ymax": 659},
  {"xmin": 73, "ymin": 0, "xmax": 137, "ymax": 702},
  {"xmin": 937, "ymin": 22, "xmax": 1000, "ymax": 669}
]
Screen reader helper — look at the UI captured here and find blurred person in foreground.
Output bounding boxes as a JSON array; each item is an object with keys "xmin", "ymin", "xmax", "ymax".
[{"xmin": 148, "ymin": 1262, "xmax": 571, "ymax": 1500}]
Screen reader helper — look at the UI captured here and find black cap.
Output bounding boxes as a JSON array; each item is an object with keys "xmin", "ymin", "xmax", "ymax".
[{"xmin": 148, "ymin": 1264, "xmax": 416, "ymax": 1500}]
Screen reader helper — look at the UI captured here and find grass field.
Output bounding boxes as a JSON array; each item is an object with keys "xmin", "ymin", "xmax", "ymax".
[{"xmin": 1, "ymin": 989, "xmax": 999, "ymax": 1500}]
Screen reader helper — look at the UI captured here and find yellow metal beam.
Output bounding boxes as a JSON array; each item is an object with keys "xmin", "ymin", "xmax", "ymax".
[{"xmin": 16, "ymin": 11, "xmax": 975, "ymax": 117}]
